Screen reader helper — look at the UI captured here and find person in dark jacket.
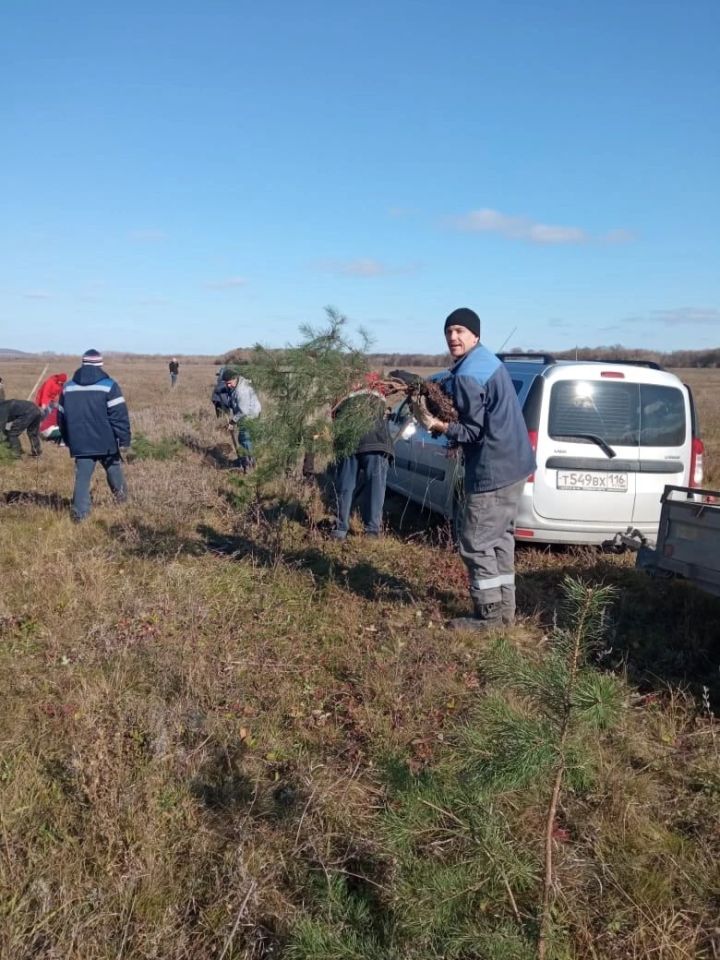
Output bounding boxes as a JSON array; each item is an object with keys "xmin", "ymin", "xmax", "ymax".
[
  {"xmin": 411, "ymin": 308, "xmax": 535, "ymax": 629},
  {"xmin": 58, "ymin": 349, "xmax": 131, "ymax": 521},
  {"xmin": 168, "ymin": 358, "xmax": 180, "ymax": 387},
  {"xmin": 212, "ymin": 367, "xmax": 231, "ymax": 417},
  {"xmin": 331, "ymin": 374, "xmax": 393, "ymax": 540},
  {"xmin": 0, "ymin": 398, "xmax": 43, "ymax": 456}
]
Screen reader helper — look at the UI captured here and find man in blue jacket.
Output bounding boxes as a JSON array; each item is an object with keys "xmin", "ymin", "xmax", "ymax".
[
  {"xmin": 412, "ymin": 308, "xmax": 535, "ymax": 630},
  {"xmin": 58, "ymin": 349, "xmax": 131, "ymax": 521}
]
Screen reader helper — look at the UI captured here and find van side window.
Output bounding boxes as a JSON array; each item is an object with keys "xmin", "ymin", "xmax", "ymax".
[{"xmin": 639, "ymin": 385, "xmax": 686, "ymax": 446}]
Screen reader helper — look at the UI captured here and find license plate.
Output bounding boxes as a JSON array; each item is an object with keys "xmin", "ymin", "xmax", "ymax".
[{"xmin": 556, "ymin": 471, "xmax": 628, "ymax": 492}]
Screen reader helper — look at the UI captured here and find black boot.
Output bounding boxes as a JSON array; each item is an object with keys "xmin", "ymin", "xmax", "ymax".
[{"xmin": 447, "ymin": 602, "xmax": 504, "ymax": 632}]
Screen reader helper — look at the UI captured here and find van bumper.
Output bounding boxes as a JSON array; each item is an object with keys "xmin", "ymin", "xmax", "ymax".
[{"xmin": 515, "ymin": 496, "xmax": 659, "ymax": 545}]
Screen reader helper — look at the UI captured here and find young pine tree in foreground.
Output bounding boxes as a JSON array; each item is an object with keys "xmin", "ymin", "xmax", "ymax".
[{"xmin": 287, "ymin": 577, "xmax": 625, "ymax": 960}]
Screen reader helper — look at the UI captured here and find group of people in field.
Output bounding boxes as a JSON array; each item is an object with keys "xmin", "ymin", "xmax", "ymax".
[
  {"xmin": 1, "ymin": 350, "xmax": 132, "ymax": 521},
  {"xmin": 0, "ymin": 350, "xmax": 263, "ymax": 519},
  {"xmin": 1, "ymin": 307, "xmax": 534, "ymax": 631}
]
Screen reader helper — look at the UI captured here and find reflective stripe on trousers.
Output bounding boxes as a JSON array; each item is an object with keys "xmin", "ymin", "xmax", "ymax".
[
  {"xmin": 470, "ymin": 572, "xmax": 516, "ymax": 592},
  {"xmin": 458, "ymin": 479, "xmax": 525, "ymax": 611}
]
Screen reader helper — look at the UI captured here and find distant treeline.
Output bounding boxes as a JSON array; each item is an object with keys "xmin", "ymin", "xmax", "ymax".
[
  {"xmin": 551, "ymin": 345, "xmax": 720, "ymax": 368},
  {"xmin": 221, "ymin": 345, "xmax": 720, "ymax": 369}
]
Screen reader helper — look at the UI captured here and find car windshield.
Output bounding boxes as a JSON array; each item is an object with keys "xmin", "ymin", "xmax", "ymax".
[{"xmin": 548, "ymin": 381, "xmax": 686, "ymax": 447}]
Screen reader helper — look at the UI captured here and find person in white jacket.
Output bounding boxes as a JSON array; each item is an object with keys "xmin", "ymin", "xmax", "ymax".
[{"xmin": 219, "ymin": 367, "xmax": 261, "ymax": 471}]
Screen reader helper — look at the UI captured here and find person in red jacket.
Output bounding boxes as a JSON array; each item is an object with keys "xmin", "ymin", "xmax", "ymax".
[{"xmin": 35, "ymin": 373, "xmax": 67, "ymax": 412}]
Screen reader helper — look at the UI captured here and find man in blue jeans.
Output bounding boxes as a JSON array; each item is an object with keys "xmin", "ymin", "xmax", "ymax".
[
  {"xmin": 331, "ymin": 374, "xmax": 392, "ymax": 540},
  {"xmin": 58, "ymin": 349, "xmax": 131, "ymax": 521},
  {"xmin": 411, "ymin": 308, "xmax": 535, "ymax": 629},
  {"xmin": 219, "ymin": 367, "xmax": 261, "ymax": 471}
]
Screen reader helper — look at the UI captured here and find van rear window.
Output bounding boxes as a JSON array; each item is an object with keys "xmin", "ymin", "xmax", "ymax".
[{"xmin": 548, "ymin": 382, "xmax": 686, "ymax": 447}]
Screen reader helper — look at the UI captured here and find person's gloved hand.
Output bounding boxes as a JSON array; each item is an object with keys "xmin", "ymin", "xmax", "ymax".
[{"xmin": 410, "ymin": 396, "xmax": 446, "ymax": 434}]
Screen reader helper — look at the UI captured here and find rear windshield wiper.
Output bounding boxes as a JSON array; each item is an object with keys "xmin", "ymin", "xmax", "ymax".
[{"xmin": 552, "ymin": 434, "xmax": 617, "ymax": 459}]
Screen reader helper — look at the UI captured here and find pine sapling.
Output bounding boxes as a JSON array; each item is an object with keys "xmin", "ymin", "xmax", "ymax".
[{"xmin": 244, "ymin": 307, "xmax": 376, "ymax": 485}]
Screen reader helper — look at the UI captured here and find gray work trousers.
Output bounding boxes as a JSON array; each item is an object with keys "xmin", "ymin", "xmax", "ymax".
[{"xmin": 457, "ymin": 479, "xmax": 525, "ymax": 621}]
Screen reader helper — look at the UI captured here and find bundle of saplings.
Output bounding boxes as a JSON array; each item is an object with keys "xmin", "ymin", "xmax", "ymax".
[{"xmin": 387, "ymin": 368, "xmax": 459, "ymax": 423}]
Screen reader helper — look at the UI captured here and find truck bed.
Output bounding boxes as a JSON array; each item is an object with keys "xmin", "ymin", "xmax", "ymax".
[{"xmin": 637, "ymin": 485, "xmax": 720, "ymax": 597}]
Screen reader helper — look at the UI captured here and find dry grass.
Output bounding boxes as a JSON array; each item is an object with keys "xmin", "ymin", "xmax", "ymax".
[{"xmin": 1, "ymin": 358, "xmax": 719, "ymax": 959}]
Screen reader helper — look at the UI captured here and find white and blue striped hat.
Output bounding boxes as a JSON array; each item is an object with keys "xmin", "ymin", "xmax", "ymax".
[{"xmin": 82, "ymin": 349, "xmax": 103, "ymax": 366}]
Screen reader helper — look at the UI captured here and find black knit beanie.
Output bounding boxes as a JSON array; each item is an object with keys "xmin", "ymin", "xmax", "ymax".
[{"xmin": 444, "ymin": 307, "xmax": 481, "ymax": 338}]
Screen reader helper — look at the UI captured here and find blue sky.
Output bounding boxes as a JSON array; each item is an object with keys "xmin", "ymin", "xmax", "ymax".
[{"xmin": 1, "ymin": 0, "xmax": 719, "ymax": 356}]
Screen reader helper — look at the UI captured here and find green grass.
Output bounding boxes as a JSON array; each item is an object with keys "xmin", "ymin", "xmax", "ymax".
[
  {"xmin": 0, "ymin": 441, "xmax": 18, "ymax": 464},
  {"xmin": 1, "ymin": 359, "xmax": 719, "ymax": 959},
  {"xmin": 129, "ymin": 431, "xmax": 183, "ymax": 461}
]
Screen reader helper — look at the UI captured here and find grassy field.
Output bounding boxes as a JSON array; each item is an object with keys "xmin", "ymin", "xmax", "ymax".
[{"xmin": 1, "ymin": 359, "xmax": 719, "ymax": 959}]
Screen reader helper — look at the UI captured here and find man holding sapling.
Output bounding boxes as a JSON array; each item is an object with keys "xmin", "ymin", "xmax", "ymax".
[{"xmin": 410, "ymin": 308, "xmax": 535, "ymax": 630}]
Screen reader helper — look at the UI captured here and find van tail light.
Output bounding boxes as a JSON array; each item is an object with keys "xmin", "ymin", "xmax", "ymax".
[
  {"xmin": 689, "ymin": 437, "xmax": 704, "ymax": 488},
  {"xmin": 527, "ymin": 429, "xmax": 538, "ymax": 483},
  {"xmin": 600, "ymin": 370, "xmax": 625, "ymax": 378}
]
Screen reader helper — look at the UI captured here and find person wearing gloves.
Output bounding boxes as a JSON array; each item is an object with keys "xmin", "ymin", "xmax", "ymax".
[
  {"xmin": 219, "ymin": 367, "xmax": 261, "ymax": 470},
  {"xmin": 58, "ymin": 349, "xmax": 131, "ymax": 521},
  {"xmin": 411, "ymin": 308, "xmax": 535, "ymax": 630}
]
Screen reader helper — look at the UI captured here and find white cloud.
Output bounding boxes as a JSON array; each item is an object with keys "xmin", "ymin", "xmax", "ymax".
[
  {"xmin": 205, "ymin": 276, "xmax": 249, "ymax": 289},
  {"xmin": 626, "ymin": 307, "xmax": 720, "ymax": 326},
  {"xmin": 315, "ymin": 258, "xmax": 419, "ymax": 278},
  {"xmin": 446, "ymin": 208, "xmax": 587, "ymax": 245},
  {"xmin": 23, "ymin": 290, "xmax": 52, "ymax": 299}
]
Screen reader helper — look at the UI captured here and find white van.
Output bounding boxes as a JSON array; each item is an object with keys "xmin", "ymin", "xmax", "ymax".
[{"xmin": 386, "ymin": 355, "xmax": 705, "ymax": 545}]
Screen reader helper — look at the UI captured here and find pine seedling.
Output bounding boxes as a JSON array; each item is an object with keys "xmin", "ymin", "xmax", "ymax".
[
  {"xmin": 286, "ymin": 578, "xmax": 623, "ymax": 960},
  {"xmin": 382, "ymin": 577, "xmax": 623, "ymax": 959},
  {"xmin": 285, "ymin": 873, "xmax": 393, "ymax": 960},
  {"xmin": 467, "ymin": 576, "xmax": 624, "ymax": 958},
  {"xmin": 244, "ymin": 307, "xmax": 376, "ymax": 485}
]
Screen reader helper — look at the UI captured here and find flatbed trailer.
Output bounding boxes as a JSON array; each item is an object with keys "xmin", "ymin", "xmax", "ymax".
[{"xmin": 635, "ymin": 485, "xmax": 720, "ymax": 597}]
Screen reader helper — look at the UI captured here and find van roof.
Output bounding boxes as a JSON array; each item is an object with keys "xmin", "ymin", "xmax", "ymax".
[
  {"xmin": 498, "ymin": 352, "xmax": 661, "ymax": 369},
  {"xmin": 499, "ymin": 356, "xmax": 685, "ymax": 389}
]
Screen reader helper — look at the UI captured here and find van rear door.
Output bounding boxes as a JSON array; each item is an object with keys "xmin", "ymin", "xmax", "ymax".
[
  {"xmin": 631, "ymin": 382, "xmax": 690, "ymax": 523},
  {"xmin": 533, "ymin": 374, "xmax": 638, "ymax": 524}
]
